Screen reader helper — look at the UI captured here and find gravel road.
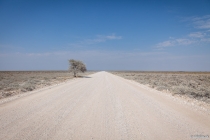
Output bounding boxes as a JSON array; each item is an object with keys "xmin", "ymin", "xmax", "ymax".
[{"xmin": 0, "ymin": 71, "xmax": 209, "ymax": 140}]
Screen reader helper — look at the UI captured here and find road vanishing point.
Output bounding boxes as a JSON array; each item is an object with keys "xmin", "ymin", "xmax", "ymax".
[{"xmin": 0, "ymin": 72, "xmax": 209, "ymax": 140}]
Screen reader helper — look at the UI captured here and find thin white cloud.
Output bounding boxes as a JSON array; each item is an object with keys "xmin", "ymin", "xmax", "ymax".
[
  {"xmin": 192, "ymin": 15, "xmax": 210, "ymax": 29},
  {"xmin": 156, "ymin": 15, "xmax": 210, "ymax": 50},
  {"xmin": 156, "ymin": 38, "xmax": 195, "ymax": 49},
  {"xmin": 69, "ymin": 34, "xmax": 122, "ymax": 47},
  {"xmin": 189, "ymin": 32, "xmax": 206, "ymax": 38},
  {"xmin": 105, "ymin": 34, "xmax": 122, "ymax": 40},
  {"xmin": 85, "ymin": 34, "xmax": 122, "ymax": 44},
  {"xmin": 175, "ymin": 39, "xmax": 194, "ymax": 45},
  {"xmin": 156, "ymin": 41, "xmax": 174, "ymax": 48}
]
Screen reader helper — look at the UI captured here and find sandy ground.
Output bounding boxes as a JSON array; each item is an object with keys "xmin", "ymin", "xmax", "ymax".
[{"xmin": 0, "ymin": 71, "xmax": 209, "ymax": 140}]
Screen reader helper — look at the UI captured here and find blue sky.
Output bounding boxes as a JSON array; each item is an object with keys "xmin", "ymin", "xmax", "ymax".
[{"xmin": 0, "ymin": 0, "xmax": 210, "ymax": 71}]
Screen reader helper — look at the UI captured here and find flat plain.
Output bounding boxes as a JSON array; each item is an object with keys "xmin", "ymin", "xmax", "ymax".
[
  {"xmin": 111, "ymin": 71, "xmax": 210, "ymax": 103},
  {"xmin": 0, "ymin": 71, "xmax": 95, "ymax": 99},
  {"xmin": 0, "ymin": 71, "xmax": 209, "ymax": 140}
]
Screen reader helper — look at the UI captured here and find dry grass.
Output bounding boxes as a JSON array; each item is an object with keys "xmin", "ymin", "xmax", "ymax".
[
  {"xmin": 111, "ymin": 71, "xmax": 210, "ymax": 103},
  {"xmin": 0, "ymin": 71, "xmax": 96, "ymax": 99}
]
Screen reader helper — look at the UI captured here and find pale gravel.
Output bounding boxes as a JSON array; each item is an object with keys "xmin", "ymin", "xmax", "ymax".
[{"xmin": 0, "ymin": 71, "xmax": 209, "ymax": 140}]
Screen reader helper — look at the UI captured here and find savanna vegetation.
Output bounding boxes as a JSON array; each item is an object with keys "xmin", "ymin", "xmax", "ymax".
[
  {"xmin": 0, "ymin": 71, "xmax": 95, "ymax": 99},
  {"xmin": 111, "ymin": 71, "xmax": 210, "ymax": 103},
  {"xmin": 69, "ymin": 59, "xmax": 87, "ymax": 77}
]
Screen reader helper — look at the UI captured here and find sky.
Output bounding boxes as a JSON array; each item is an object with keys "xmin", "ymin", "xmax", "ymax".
[{"xmin": 0, "ymin": 0, "xmax": 210, "ymax": 71}]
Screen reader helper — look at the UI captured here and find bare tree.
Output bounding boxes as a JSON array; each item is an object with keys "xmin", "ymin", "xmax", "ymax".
[{"xmin": 69, "ymin": 59, "xmax": 87, "ymax": 77}]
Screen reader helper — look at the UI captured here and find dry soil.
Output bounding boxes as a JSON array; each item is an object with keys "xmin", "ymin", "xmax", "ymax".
[{"xmin": 0, "ymin": 72, "xmax": 209, "ymax": 140}]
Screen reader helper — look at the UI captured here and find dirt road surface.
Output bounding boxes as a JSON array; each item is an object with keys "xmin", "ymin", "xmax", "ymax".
[{"xmin": 0, "ymin": 72, "xmax": 209, "ymax": 140}]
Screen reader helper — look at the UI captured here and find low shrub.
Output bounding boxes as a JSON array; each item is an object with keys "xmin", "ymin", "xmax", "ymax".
[{"xmin": 112, "ymin": 71, "xmax": 210, "ymax": 103}]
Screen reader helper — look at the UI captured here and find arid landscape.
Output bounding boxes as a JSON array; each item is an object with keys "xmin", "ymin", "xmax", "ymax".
[
  {"xmin": 111, "ymin": 71, "xmax": 210, "ymax": 103},
  {"xmin": 0, "ymin": 71, "xmax": 95, "ymax": 99},
  {"xmin": 1, "ymin": 71, "xmax": 210, "ymax": 104},
  {"xmin": 0, "ymin": 72, "xmax": 209, "ymax": 140},
  {"xmin": 1, "ymin": 0, "xmax": 210, "ymax": 139}
]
